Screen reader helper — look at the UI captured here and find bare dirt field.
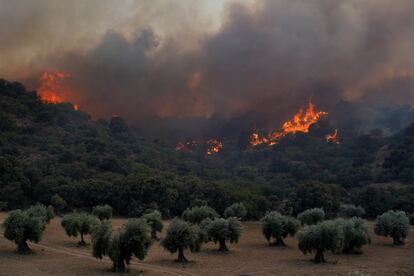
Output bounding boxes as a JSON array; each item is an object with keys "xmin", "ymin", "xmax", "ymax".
[{"xmin": 0, "ymin": 213, "xmax": 413, "ymax": 276}]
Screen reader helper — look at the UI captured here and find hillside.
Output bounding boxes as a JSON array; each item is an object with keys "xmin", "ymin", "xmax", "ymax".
[{"xmin": 1, "ymin": 79, "xmax": 413, "ymax": 218}]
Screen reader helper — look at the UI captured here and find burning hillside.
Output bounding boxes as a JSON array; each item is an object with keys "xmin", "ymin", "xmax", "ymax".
[
  {"xmin": 175, "ymin": 138, "xmax": 223, "ymax": 155},
  {"xmin": 250, "ymin": 101, "xmax": 329, "ymax": 146},
  {"xmin": 37, "ymin": 71, "xmax": 79, "ymax": 110}
]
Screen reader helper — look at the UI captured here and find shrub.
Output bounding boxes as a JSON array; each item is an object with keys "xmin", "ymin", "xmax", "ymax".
[
  {"xmin": 161, "ymin": 219, "xmax": 204, "ymax": 263},
  {"xmin": 297, "ymin": 220, "xmax": 343, "ymax": 263},
  {"xmin": 92, "ymin": 218, "xmax": 152, "ymax": 272},
  {"xmin": 297, "ymin": 208, "xmax": 325, "ymax": 226},
  {"xmin": 339, "ymin": 204, "xmax": 366, "ymax": 218},
  {"xmin": 61, "ymin": 212, "xmax": 99, "ymax": 245},
  {"xmin": 142, "ymin": 210, "xmax": 163, "ymax": 240},
  {"xmin": 92, "ymin": 204, "xmax": 113, "ymax": 220},
  {"xmin": 261, "ymin": 211, "xmax": 300, "ymax": 246},
  {"xmin": 50, "ymin": 194, "xmax": 66, "ymax": 214},
  {"xmin": 336, "ymin": 217, "xmax": 370, "ymax": 254},
  {"xmin": 182, "ymin": 206, "xmax": 219, "ymax": 224},
  {"xmin": 374, "ymin": 210, "xmax": 409, "ymax": 245},
  {"xmin": 201, "ymin": 217, "xmax": 242, "ymax": 252},
  {"xmin": 2, "ymin": 210, "xmax": 44, "ymax": 254},
  {"xmin": 224, "ymin": 203, "xmax": 247, "ymax": 219}
]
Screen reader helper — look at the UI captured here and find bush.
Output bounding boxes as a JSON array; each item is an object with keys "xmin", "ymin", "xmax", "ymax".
[
  {"xmin": 297, "ymin": 220, "xmax": 343, "ymax": 263},
  {"xmin": 161, "ymin": 219, "xmax": 204, "ymax": 263},
  {"xmin": 409, "ymin": 213, "xmax": 414, "ymax": 226},
  {"xmin": 224, "ymin": 203, "xmax": 247, "ymax": 219},
  {"xmin": 50, "ymin": 194, "xmax": 66, "ymax": 214},
  {"xmin": 339, "ymin": 204, "xmax": 365, "ymax": 218},
  {"xmin": 297, "ymin": 208, "xmax": 325, "ymax": 226},
  {"xmin": 336, "ymin": 217, "xmax": 370, "ymax": 254},
  {"xmin": 374, "ymin": 210, "xmax": 409, "ymax": 245},
  {"xmin": 142, "ymin": 210, "xmax": 163, "ymax": 240},
  {"xmin": 61, "ymin": 212, "xmax": 99, "ymax": 245},
  {"xmin": 92, "ymin": 218, "xmax": 152, "ymax": 272},
  {"xmin": 201, "ymin": 217, "xmax": 242, "ymax": 252},
  {"xmin": 2, "ymin": 210, "xmax": 44, "ymax": 254},
  {"xmin": 261, "ymin": 211, "xmax": 300, "ymax": 246},
  {"xmin": 182, "ymin": 206, "xmax": 219, "ymax": 224},
  {"xmin": 92, "ymin": 204, "xmax": 113, "ymax": 220}
]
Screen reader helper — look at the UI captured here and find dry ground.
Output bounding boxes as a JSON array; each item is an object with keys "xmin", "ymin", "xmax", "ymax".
[{"xmin": 0, "ymin": 213, "xmax": 413, "ymax": 276}]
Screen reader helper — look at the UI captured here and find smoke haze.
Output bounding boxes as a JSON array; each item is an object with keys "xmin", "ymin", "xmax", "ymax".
[{"xmin": 1, "ymin": 0, "xmax": 414, "ymax": 128}]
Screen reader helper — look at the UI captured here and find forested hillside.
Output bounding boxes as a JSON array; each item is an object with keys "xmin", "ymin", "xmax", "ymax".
[{"xmin": 1, "ymin": 79, "xmax": 413, "ymax": 218}]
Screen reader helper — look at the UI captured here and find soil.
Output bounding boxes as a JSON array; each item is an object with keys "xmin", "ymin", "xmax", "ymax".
[{"xmin": 0, "ymin": 213, "xmax": 413, "ymax": 275}]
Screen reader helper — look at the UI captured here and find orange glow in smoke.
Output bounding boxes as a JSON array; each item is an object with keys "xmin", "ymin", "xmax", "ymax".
[{"xmin": 37, "ymin": 71, "xmax": 79, "ymax": 110}]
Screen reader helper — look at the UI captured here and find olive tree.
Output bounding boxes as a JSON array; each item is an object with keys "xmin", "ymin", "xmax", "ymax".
[
  {"xmin": 182, "ymin": 205, "xmax": 219, "ymax": 224},
  {"xmin": 336, "ymin": 217, "xmax": 370, "ymax": 254},
  {"xmin": 92, "ymin": 219, "xmax": 152, "ymax": 272},
  {"xmin": 201, "ymin": 217, "xmax": 242, "ymax": 252},
  {"xmin": 92, "ymin": 204, "xmax": 113, "ymax": 221},
  {"xmin": 297, "ymin": 220, "xmax": 343, "ymax": 263},
  {"xmin": 374, "ymin": 210, "xmax": 409, "ymax": 245},
  {"xmin": 2, "ymin": 210, "xmax": 44, "ymax": 254},
  {"xmin": 26, "ymin": 203, "xmax": 54, "ymax": 227},
  {"xmin": 50, "ymin": 194, "xmax": 66, "ymax": 215},
  {"xmin": 142, "ymin": 210, "xmax": 163, "ymax": 240},
  {"xmin": 297, "ymin": 208, "xmax": 325, "ymax": 226},
  {"xmin": 339, "ymin": 204, "xmax": 365, "ymax": 218},
  {"xmin": 224, "ymin": 203, "xmax": 247, "ymax": 219},
  {"xmin": 161, "ymin": 219, "xmax": 204, "ymax": 263},
  {"xmin": 61, "ymin": 212, "xmax": 99, "ymax": 245},
  {"xmin": 261, "ymin": 211, "xmax": 300, "ymax": 246}
]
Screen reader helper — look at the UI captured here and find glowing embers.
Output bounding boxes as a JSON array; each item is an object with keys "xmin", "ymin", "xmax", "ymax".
[
  {"xmin": 175, "ymin": 139, "xmax": 223, "ymax": 155},
  {"xmin": 325, "ymin": 129, "xmax": 340, "ymax": 144}
]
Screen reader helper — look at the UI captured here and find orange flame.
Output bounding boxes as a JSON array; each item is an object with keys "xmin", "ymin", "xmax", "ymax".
[
  {"xmin": 250, "ymin": 100, "xmax": 328, "ymax": 146},
  {"xmin": 325, "ymin": 129, "xmax": 340, "ymax": 144},
  {"xmin": 37, "ymin": 71, "xmax": 79, "ymax": 110},
  {"xmin": 206, "ymin": 139, "xmax": 223, "ymax": 155}
]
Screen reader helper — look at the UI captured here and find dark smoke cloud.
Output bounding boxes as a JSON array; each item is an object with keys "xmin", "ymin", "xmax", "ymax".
[{"xmin": 3, "ymin": 0, "xmax": 414, "ymax": 129}]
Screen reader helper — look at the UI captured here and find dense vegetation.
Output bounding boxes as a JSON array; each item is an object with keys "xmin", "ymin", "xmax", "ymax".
[{"xmin": 1, "ymin": 79, "xmax": 414, "ymax": 219}]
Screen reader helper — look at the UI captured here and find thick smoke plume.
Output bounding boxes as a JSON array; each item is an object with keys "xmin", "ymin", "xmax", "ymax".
[{"xmin": 1, "ymin": 0, "xmax": 414, "ymax": 131}]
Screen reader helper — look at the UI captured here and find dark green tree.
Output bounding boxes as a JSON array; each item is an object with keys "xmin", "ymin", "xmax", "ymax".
[
  {"xmin": 374, "ymin": 210, "xmax": 409, "ymax": 245},
  {"xmin": 261, "ymin": 211, "xmax": 300, "ymax": 246},
  {"xmin": 224, "ymin": 203, "xmax": 247, "ymax": 219},
  {"xmin": 142, "ymin": 210, "xmax": 163, "ymax": 240},
  {"xmin": 336, "ymin": 217, "xmax": 370, "ymax": 254},
  {"xmin": 161, "ymin": 219, "xmax": 204, "ymax": 263},
  {"xmin": 201, "ymin": 217, "xmax": 242, "ymax": 252},
  {"xmin": 2, "ymin": 210, "xmax": 44, "ymax": 254},
  {"xmin": 297, "ymin": 220, "xmax": 343, "ymax": 263},
  {"xmin": 92, "ymin": 204, "xmax": 113, "ymax": 220},
  {"xmin": 50, "ymin": 194, "xmax": 66, "ymax": 215},
  {"xmin": 92, "ymin": 218, "xmax": 152, "ymax": 272},
  {"xmin": 339, "ymin": 204, "xmax": 366, "ymax": 218},
  {"xmin": 182, "ymin": 205, "xmax": 219, "ymax": 224},
  {"xmin": 297, "ymin": 208, "xmax": 325, "ymax": 226},
  {"xmin": 25, "ymin": 203, "xmax": 54, "ymax": 227},
  {"xmin": 61, "ymin": 212, "xmax": 99, "ymax": 245}
]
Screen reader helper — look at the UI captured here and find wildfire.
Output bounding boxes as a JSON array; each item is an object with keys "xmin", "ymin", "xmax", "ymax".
[
  {"xmin": 325, "ymin": 129, "xmax": 340, "ymax": 144},
  {"xmin": 37, "ymin": 71, "xmax": 79, "ymax": 110},
  {"xmin": 250, "ymin": 100, "xmax": 328, "ymax": 146},
  {"xmin": 175, "ymin": 140, "xmax": 199, "ymax": 152},
  {"xmin": 206, "ymin": 139, "xmax": 223, "ymax": 155}
]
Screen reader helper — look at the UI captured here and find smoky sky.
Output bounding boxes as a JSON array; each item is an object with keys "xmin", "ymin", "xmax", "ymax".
[{"xmin": 1, "ymin": 0, "xmax": 414, "ymax": 124}]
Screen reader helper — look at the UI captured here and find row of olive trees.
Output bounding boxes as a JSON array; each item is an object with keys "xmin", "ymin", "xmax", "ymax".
[{"xmin": 260, "ymin": 207, "xmax": 410, "ymax": 263}]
